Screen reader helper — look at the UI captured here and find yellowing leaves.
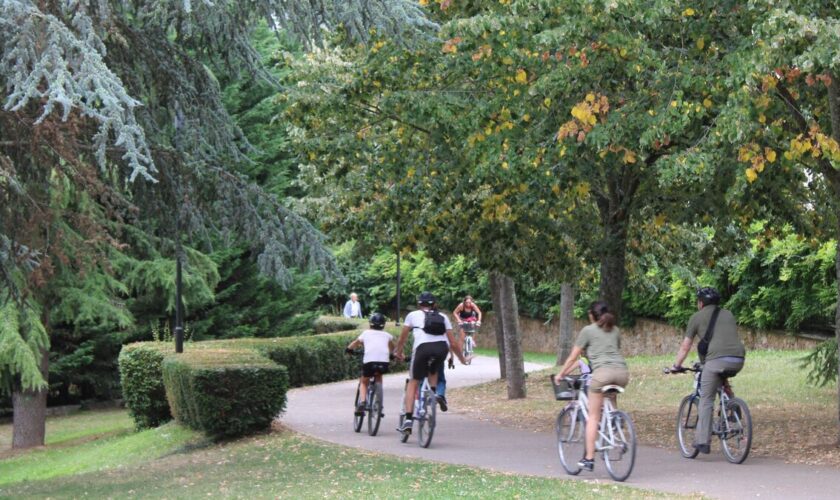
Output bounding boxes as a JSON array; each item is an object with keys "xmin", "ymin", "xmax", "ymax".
[
  {"xmin": 515, "ymin": 69, "xmax": 528, "ymax": 84},
  {"xmin": 696, "ymin": 36, "xmax": 705, "ymax": 50},
  {"xmin": 623, "ymin": 150, "xmax": 637, "ymax": 164},
  {"xmin": 471, "ymin": 44, "xmax": 493, "ymax": 62},
  {"xmin": 557, "ymin": 93, "xmax": 610, "ymax": 142},
  {"xmin": 442, "ymin": 37, "xmax": 462, "ymax": 54},
  {"xmin": 653, "ymin": 214, "xmax": 667, "ymax": 228},
  {"xmin": 765, "ymin": 148, "xmax": 777, "ymax": 163},
  {"xmin": 745, "ymin": 168, "xmax": 758, "ymax": 183},
  {"xmin": 682, "ymin": 7, "xmax": 695, "ymax": 16},
  {"xmin": 575, "ymin": 182, "xmax": 590, "ymax": 198}
]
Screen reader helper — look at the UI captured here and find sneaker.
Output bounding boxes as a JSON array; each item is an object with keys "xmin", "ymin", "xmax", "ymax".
[
  {"xmin": 437, "ymin": 395, "xmax": 448, "ymax": 412},
  {"xmin": 398, "ymin": 418, "xmax": 413, "ymax": 433},
  {"xmin": 355, "ymin": 403, "xmax": 366, "ymax": 416},
  {"xmin": 577, "ymin": 458, "xmax": 594, "ymax": 471},
  {"xmin": 694, "ymin": 443, "xmax": 710, "ymax": 454}
]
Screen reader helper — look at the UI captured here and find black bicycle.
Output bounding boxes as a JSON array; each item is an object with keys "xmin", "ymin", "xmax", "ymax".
[
  {"xmin": 349, "ymin": 351, "xmax": 386, "ymax": 436},
  {"xmin": 664, "ymin": 362, "xmax": 752, "ymax": 463}
]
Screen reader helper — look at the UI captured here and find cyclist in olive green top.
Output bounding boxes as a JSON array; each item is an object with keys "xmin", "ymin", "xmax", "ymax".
[
  {"xmin": 672, "ymin": 287, "xmax": 745, "ymax": 455},
  {"xmin": 555, "ymin": 301, "xmax": 629, "ymax": 472}
]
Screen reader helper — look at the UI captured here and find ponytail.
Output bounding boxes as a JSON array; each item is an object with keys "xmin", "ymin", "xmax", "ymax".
[{"xmin": 589, "ymin": 301, "xmax": 615, "ymax": 332}]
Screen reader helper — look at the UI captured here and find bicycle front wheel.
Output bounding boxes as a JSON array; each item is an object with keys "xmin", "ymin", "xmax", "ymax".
[
  {"xmin": 676, "ymin": 395, "xmax": 699, "ymax": 458},
  {"xmin": 368, "ymin": 385, "xmax": 383, "ymax": 436},
  {"xmin": 604, "ymin": 411, "xmax": 637, "ymax": 482},
  {"xmin": 720, "ymin": 397, "xmax": 752, "ymax": 464},
  {"xmin": 353, "ymin": 385, "xmax": 364, "ymax": 433},
  {"xmin": 417, "ymin": 392, "xmax": 437, "ymax": 448},
  {"xmin": 555, "ymin": 407, "xmax": 585, "ymax": 475}
]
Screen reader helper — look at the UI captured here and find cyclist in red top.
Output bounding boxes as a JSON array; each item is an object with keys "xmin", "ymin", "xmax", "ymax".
[{"xmin": 451, "ymin": 295, "xmax": 482, "ymax": 349}]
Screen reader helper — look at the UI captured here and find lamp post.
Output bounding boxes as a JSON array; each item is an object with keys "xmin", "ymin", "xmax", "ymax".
[
  {"xmin": 395, "ymin": 251, "xmax": 401, "ymax": 326},
  {"xmin": 174, "ymin": 242, "xmax": 184, "ymax": 353}
]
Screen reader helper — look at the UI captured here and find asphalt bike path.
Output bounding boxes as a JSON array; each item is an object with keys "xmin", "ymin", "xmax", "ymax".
[{"xmin": 283, "ymin": 355, "xmax": 839, "ymax": 499}]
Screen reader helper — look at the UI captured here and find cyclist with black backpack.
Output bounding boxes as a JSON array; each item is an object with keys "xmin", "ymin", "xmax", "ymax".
[
  {"xmin": 394, "ymin": 291, "xmax": 467, "ymax": 434},
  {"xmin": 671, "ymin": 287, "xmax": 746, "ymax": 455}
]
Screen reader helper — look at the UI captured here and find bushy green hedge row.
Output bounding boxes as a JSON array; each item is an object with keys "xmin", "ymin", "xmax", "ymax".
[
  {"xmin": 119, "ymin": 328, "xmax": 408, "ymax": 432},
  {"xmin": 162, "ymin": 349, "xmax": 288, "ymax": 438},
  {"xmin": 313, "ymin": 315, "xmax": 366, "ymax": 334},
  {"xmin": 118, "ymin": 342, "xmax": 173, "ymax": 429}
]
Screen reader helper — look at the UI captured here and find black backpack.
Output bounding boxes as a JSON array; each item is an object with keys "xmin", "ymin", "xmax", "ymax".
[{"xmin": 422, "ymin": 310, "xmax": 447, "ymax": 335}]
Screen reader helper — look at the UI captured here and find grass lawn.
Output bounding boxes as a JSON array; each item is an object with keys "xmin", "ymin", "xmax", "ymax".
[
  {"xmin": 0, "ymin": 410, "xmax": 697, "ymax": 499},
  {"xmin": 452, "ymin": 349, "xmax": 840, "ymax": 467}
]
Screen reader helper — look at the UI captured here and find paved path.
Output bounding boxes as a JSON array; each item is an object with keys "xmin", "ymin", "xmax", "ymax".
[{"xmin": 283, "ymin": 356, "xmax": 840, "ymax": 499}]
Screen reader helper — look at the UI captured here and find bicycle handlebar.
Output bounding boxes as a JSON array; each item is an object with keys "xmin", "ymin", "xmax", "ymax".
[{"xmin": 663, "ymin": 363, "xmax": 701, "ymax": 374}]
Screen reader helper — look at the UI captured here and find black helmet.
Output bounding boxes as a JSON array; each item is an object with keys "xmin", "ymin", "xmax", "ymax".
[
  {"xmin": 417, "ymin": 291, "xmax": 436, "ymax": 306},
  {"xmin": 696, "ymin": 287, "xmax": 721, "ymax": 306},
  {"xmin": 369, "ymin": 312, "xmax": 386, "ymax": 330}
]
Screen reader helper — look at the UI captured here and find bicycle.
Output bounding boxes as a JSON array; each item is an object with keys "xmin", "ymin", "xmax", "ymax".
[
  {"xmin": 664, "ymin": 362, "xmax": 752, "ymax": 464},
  {"xmin": 460, "ymin": 320, "xmax": 477, "ymax": 360},
  {"xmin": 398, "ymin": 374, "xmax": 436, "ymax": 447},
  {"xmin": 349, "ymin": 351, "xmax": 386, "ymax": 436},
  {"xmin": 552, "ymin": 373, "xmax": 637, "ymax": 482}
]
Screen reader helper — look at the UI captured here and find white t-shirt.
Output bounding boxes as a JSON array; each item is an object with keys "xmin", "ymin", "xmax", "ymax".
[
  {"xmin": 357, "ymin": 329, "xmax": 394, "ymax": 364},
  {"xmin": 350, "ymin": 301, "xmax": 361, "ymax": 318},
  {"xmin": 404, "ymin": 309, "xmax": 452, "ymax": 351}
]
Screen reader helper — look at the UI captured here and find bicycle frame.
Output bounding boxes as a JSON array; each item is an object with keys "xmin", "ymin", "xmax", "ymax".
[
  {"xmin": 687, "ymin": 370, "xmax": 740, "ymax": 439},
  {"xmin": 563, "ymin": 375, "xmax": 627, "ymax": 453}
]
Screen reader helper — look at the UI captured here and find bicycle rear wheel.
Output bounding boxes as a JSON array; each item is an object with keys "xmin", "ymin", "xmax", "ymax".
[
  {"xmin": 720, "ymin": 397, "xmax": 752, "ymax": 464},
  {"xmin": 464, "ymin": 336, "xmax": 475, "ymax": 358},
  {"xmin": 417, "ymin": 391, "xmax": 436, "ymax": 448},
  {"xmin": 353, "ymin": 385, "xmax": 364, "ymax": 433},
  {"xmin": 555, "ymin": 407, "xmax": 585, "ymax": 475},
  {"xmin": 368, "ymin": 384, "xmax": 383, "ymax": 436},
  {"xmin": 604, "ymin": 411, "xmax": 637, "ymax": 482},
  {"xmin": 676, "ymin": 395, "xmax": 699, "ymax": 458}
]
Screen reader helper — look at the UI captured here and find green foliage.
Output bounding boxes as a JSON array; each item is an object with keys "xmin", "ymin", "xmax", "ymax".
[
  {"xmin": 802, "ymin": 339, "xmax": 838, "ymax": 388},
  {"xmin": 0, "ymin": 298, "xmax": 49, "ymax": 394},
  {"xmin": 313, "ymin": 316, "xmax": 366, "ymax": 334},
  {"xmin": 188, "ymin": 248, "xmax": 325, "ymax": 340},
  {"xmin": 118, "ymin": 343, "xmax": 173, "ymax": 429},
  {"xmin": 162, "ymin": 349, "xmax": 288, "ymax": 439}
]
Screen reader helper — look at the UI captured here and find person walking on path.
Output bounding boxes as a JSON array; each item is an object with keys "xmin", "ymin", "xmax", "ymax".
[
  {"xmin": 554, "ymin": 301, "xmax": 629, "ymax": 472},
  {"xmin": 343, "ymin": 292, "xmax": 364, "ymax": 318},
  {"xmin": 394, "ymin": 291, "xmax": 467, "ymax": 434},
  {"xmin": 671, "ymin": 287, "xmax": 745, "ymax": 455}
]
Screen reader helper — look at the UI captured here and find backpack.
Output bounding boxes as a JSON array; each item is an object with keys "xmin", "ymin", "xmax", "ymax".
[{"xmin": 422, "ymin": 310, "xmax": 447, "ymax": 335}]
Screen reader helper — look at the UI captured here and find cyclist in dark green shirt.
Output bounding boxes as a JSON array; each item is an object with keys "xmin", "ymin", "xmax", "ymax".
[{"xmin": 672, "ymin": 287, "xmax": 746, "ymax": 455}]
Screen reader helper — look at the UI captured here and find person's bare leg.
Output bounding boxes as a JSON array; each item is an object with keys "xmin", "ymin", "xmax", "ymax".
[
  {"xmin": 359, "ymin": 376, "xmax": 369, "ymax": 404},
  {"xmin": 404, "ymin": 379, "xmax": 419, "ymax": 415},
  {"xmin": 586, "ymin": 391, "xmax": 604, "ymax": 460}
]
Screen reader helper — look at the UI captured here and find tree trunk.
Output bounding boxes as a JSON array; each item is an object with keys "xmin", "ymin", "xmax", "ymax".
[
  {"xmin": 557, "ymin": 282, "xmax": 575, "ymax": 366},
  {"xmin": 12, "ymin": 349, "xmax": 48, "ymax": 449},
  {"xmin": 598, "ymin": 212, "xmax": 630, "ymax": 321},
  {"xmin": 835, "ymin": 219, "xmax": 840, "ymax": 446},
  {"xmin": 500, "ymin": 274, "xmax": 526, "ymax": 399},
  {"xmin": 489, "ymin": 271, "xmax": 507, "ymax": 379}
]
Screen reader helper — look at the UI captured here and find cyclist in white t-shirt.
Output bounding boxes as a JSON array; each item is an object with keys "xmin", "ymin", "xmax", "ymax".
[
  {"xmin": 345, "ymin": 313, "xmax": 394, "ymax": 414},
  {"xmin": 394, "ymin": 291, "xmax": 467, "ymax": 433}
]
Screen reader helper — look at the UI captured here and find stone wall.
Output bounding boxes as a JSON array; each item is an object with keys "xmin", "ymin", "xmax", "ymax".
[{"xmin": 475, "ymin": 312, "xmax": 821, "ymax": 357}]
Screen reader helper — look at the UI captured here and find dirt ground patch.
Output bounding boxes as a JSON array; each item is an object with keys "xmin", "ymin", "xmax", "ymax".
[{"xmin": 449, "ymin": 365, "xmax": 840, "ymax": 467}]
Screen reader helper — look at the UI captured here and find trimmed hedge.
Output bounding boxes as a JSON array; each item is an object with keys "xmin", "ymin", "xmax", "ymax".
[
  {"xmin": 313, "ymin": 315, "xmax": 367, "ymax": 334},
  {"xmin": 162, "ymin": 349, "xmax": 288, "ymax": 438},
  {"xmin": 119, "ymin": 328, "xmax": 409, "ymax": 431},
  {"xmin": 118, "ymin": 342, "xmax": 173, "ymax": 429}
]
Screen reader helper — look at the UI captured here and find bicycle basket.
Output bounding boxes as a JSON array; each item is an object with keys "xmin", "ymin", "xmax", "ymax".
[{"xmin": 550, "ymin": 375, "xmax": 580, "ymax": 400}]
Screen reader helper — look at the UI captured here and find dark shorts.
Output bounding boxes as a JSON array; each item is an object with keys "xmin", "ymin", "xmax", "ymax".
[
  {"xmin": 411, "ymin": 341, "xmax": 449, "ymax": 380},
  {"xmin": 362, "ymin": 362, "xmax": 390, "ymax": 378}
]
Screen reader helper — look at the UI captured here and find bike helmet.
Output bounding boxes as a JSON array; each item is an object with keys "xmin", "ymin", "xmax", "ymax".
[
  {"xmin": 417, "ymin": 291, "xmax": 436, "ymax": 306},
  {"xmin": 696, "ymin": 287, "xmax": 721, "ymax": 306},
  {"xmin": 369, "ymin": 312, "xmax": 386, "ymax": 330}
]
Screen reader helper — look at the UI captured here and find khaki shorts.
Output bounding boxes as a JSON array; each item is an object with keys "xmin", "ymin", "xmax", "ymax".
[{"xmin": 590, "ymin": 367, "xmax": 630, "ymax": 392}]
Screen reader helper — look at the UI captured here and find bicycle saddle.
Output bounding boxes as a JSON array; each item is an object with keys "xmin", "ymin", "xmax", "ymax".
[{"xmin": 600, "ymin": 385, "xmax": 624, "ymax": 394}]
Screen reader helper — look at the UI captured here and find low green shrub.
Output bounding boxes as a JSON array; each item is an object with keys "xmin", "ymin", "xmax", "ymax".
[
  {"xmin": 255, "ymin": 330, "xmax": 409, "ymax": 388},
  {"xmin": 118, "ymin": 342, "xmax": 173, "ymax": 429},
  {"xmin": 162, "ymin": 349, "xmax": 288, "ymax": 438},
  {"xmin": 313, "ymin": 316, "xmax": 366, "ymax": 334}
]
